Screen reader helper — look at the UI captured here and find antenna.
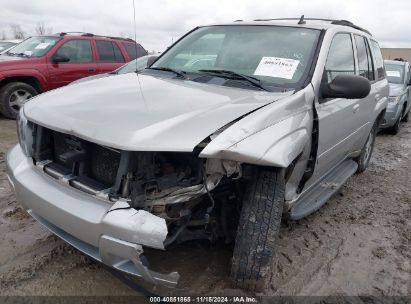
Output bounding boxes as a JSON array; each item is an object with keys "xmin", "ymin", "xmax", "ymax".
[
  {"xmin": 132, "ymin": 0, "xmax": 138, "ymax": 73},
  {"xmin": 298, "ymin": 15, "xmax": 306, "ymax": 24}
]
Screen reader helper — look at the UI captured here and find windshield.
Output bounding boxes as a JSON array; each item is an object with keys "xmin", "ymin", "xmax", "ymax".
[
  {"xmin": 385, "ymin": 63, "xmax": 405, "ymax": 84},
  {"xmin": 6, "ymin": 36, "xmax": 59, "ymax": 57},
  {"xmin": 0, "ymin": 42, "xmax": 15, "ymax": 52},
  {"xmin": 151, "ymin": 25, "xmax": 320, "ymax": 89}
]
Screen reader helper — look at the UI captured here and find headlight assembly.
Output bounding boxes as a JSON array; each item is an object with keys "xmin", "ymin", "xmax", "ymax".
[
  {"xmin": 16, "ymin": 108, "xmax": 34, "ymax": 157},
  {"xmin": 388, "ymin": 96, "xmax": 401, "ymax": 104}
]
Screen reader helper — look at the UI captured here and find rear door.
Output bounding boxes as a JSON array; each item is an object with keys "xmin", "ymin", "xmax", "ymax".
[
  {"xmin": 350, "ymin": 35, "xmax": 377, "ymax": 151},
  {"xmin": 369, "ymin": 40, "xmax": 389, "ymax": 121},
  {"xmin": 47, "ymin": 39, "xmax": 99, "ymax": 89},
  {"xmin": 313, "ymin": 33, "xmax": 369, "ymax": 180},
  {"xmin": 96, "ymin": 40, "xmax": 126, "ymax": 73},
  {"xmin": 122, "ymin": 42, "xmax": 148, "ymax": 60}
]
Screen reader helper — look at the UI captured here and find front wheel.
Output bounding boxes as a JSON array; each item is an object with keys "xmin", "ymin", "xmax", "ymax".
[
  {"xmin": 0, "ymin": 82, "xmax": 38, "ymax": 119},
  {"xmin": 230, "ymin": 169, "xmax": 284, "ymax": 291},
  {"xmin": 355, "ymin": 121, "xmax": 377, "ymax": 173}
]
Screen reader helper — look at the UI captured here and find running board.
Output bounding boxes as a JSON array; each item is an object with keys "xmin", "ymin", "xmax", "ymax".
[{"xmin": 287, "ymin": 160, "xmax": 358, "ymax": 220}]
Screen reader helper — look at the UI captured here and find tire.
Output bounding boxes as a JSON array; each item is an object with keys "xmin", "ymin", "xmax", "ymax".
[
  {"xmin": 387, "ymin": 110, "xmax": 402, "ymax": 135},
  {"xmin": 0, "ymin": 82, "xmax": 38, "ymax": 119},
  {"xmin": 402, "ymin": 109, "xmax": 409, "ymax": 122},
  {"xmin": 231, "ymin": 169, "xmax": 284, "ymax": 291},
  {"xmin": 355, "ymin": 121, "xmax": 377, "ymax": 173}
]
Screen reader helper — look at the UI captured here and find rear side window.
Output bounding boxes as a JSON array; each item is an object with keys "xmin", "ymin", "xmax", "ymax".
[
  {"xmin": 96, "ymin": 41, "xmax": 125, "ymax": 63},
  {"xmin": 123, "ymin": 42, "xmax": 147, "ymax": 59},
  {"xmin": 323, "ymin": 33, "xmax": 355, "ymax": 83},
  {"xmin": 370, "ymin": 40, "xmax": 385, "ymax": 80},
  {"xmin": 354, "ymin": 35, "xmax": 374, "ymax": 81},
  {"xmin": 55, "ymin": 40, "xmax": 93, "ymax": 63}
]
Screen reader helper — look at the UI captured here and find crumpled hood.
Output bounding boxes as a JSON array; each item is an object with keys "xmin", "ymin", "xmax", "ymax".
[
  {"xmin": 24, "ymin": 73, "xmax": 292, "ymax": 151},
  {"xmin": 389, "ymin": 83, "xmax": 405, "ymax": 96}
]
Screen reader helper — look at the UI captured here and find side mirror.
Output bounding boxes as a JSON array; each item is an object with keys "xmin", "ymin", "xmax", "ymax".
[
  {"xmin": 52, "ymin": 54, "xmax": 70, "ymax": 64},
  {"xmin": 321, "ymin": 74, "xmax": 371, "ymax": 99}
]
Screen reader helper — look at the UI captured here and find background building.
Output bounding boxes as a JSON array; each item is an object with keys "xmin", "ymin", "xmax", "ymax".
[{"xmin": 381, "ymin": 48, "xmax": 411, "ymax": 62}]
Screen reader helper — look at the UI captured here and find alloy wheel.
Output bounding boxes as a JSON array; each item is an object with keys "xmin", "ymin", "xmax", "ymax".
[{"xmin": 9, "ymin": 89, "xmax": 32, "ymax": 113}]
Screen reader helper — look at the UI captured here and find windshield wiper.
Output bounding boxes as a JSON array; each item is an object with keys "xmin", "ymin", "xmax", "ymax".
[
  {"xmin": 198, "ymin": 69, "xmax": 269, "ymax": 91},
  {"xmin": 148, "ymin": 67, "xmax": 186, "ymax": 78}
]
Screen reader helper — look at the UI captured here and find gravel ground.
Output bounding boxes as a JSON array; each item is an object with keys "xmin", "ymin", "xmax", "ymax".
[{"xmin": 0, "ymin": 114, "xmax": 409, "ymax": 298}]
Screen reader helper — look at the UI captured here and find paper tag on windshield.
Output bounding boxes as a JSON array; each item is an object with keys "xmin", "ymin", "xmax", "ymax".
[
  {"xmin": 254, "ymin": 57, "xmax": 299, "ymax": 79},
  {"xmin": 23, "ymin": 51, "xmax": 32, "ymax": 56},
  {"xmin": 386, "ymin": 70, "xmax": 401, "ymax": 78},
  {"xmin": 35, "ymin": 43, "xmax": 50, "ymax": 50}
]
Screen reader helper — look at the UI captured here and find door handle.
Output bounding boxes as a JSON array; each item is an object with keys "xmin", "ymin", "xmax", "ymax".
[
  {"xmin": 353, "ymin": 104, "xmax": 360, "ymax": 113},
  {"xmin": 88, "ymin": 68, "xmax": 96, "ymax": 72}
]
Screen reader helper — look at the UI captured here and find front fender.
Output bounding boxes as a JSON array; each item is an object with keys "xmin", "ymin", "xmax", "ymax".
[
  {"xmin": 200, "ymin": 87, "xmax": 314, "ymax": 168},
  {"xmin": 0, "ymin": 69, "xmax": 48, "ymax": 91}
]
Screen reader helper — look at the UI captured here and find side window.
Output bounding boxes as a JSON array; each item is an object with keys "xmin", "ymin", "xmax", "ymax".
[
  {"xmin": 123, "ymin": 42, "xmax": 147, "ymax": 59},
  {"xmin": 96, "ymin": 41, "xmax": 125, "ymax": 63},
  {"xmin": 54, "ymin": 40, "xmax": 93, "ymax": 63},
  {"xmin": 354, "ymin": 35, "xmax": 374, "ymax": 81},
  {"xmin": 370, "ymin": 40, "xmax": 385, "ymax": 80},
  {"xmin": 323, "ymin": 33, "xmax": 355, "ymax": 84}
]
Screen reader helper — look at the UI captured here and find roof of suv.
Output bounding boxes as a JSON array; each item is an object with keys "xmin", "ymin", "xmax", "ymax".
[{"xmin": 210, "ymin": 18, "xmax": 372, "ymax": 37}]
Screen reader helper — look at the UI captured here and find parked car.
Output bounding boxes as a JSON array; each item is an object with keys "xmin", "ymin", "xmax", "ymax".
[
  {"xmin": 0, "ymin": 40, "xmax": 22, "ymax": 54},
  {"xmin": 70, "ymin": 54, "xmax": 159, "ymax": 84},
  {"xmin": 379, "ymin": 59, "xmax": 410, "ymax": 134},
  {"xmin": 7, "ymin": 18, "xmax": 388, "ymax": 291},
  {"xmin": 0, "ymin": 33, "xmax": 147, "ymax": 119}
]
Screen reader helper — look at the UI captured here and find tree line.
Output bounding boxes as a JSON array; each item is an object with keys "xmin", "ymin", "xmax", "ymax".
[{"xmin": 1, "ymin": 22, "xmax": 53, "ymax": 40}]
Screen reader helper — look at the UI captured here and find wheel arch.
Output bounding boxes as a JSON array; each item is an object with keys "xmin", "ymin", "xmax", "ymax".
[{"xmin": 0, "ymin": 75, "xmax": 44, "ymax": 93}]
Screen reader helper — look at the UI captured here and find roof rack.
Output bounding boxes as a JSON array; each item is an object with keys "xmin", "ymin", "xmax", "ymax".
[
  {"xmin": 57, "ymin": 32, "xmax": 136, "ymax": 42},
  {"xmin": 253, "ymin": 16, "xmax": 372, "ymax": 36}
]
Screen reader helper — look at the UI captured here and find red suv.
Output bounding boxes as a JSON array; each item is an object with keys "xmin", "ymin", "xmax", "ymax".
[{"xmin": 0, "ymin": 33, "xmax": 147, "ymax": 118}]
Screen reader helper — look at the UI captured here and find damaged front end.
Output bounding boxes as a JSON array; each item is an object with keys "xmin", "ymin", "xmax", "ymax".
[{"xmin": 25, "ymin": 124, "xmax": 243, "ymax": 287}]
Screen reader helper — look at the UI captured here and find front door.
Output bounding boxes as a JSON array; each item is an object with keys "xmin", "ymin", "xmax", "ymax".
[
  {"xmin": 47, "ymin": 39, "xmax": 99, "ymax": 89},
  {"xmin": 313, "ymin": 33, "xmax": 372, "ymax": 182}
]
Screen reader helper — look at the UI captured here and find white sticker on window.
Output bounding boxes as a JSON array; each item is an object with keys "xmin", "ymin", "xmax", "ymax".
[
  {"xmin": 35, "ymin": 43, "xmax": 50, "ymax": 50},
  {"xmin": 254, "ymin": 57, "xmax": 300, "ymax": 79},
  {"xmin": 24, "ymin": 51, "xmax": 32, "ymax": 56},
  {"xmin": 386, "ymin": 70, "xmax": 401, "ymax": 78}
]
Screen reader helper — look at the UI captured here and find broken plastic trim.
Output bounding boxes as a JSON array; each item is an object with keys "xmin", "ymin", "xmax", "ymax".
[{"xmin": 28, "ymin": 210, "xmax": 179, "ymax": 288}]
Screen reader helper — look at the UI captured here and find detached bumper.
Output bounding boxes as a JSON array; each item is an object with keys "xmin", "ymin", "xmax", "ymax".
[
  {"xmin": 380, "ymin": 102, "xmax": 402, "ymax": 128},
  {"xmin": 6, "ymin": 145, "xmax": 179, "ymax": 288}
]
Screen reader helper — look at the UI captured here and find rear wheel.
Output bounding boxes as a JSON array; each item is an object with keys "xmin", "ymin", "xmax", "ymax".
[
  {"xmin": 0, "ymin": 82, "xmax": 38, "ymax": 119},
  {"xmin": 402, "ymin": 108, "xmax": 409, "ymax": 122},
  {"xmin": 231, "ymin": 169, "xmax": 284, "ymax": 291},
  {"xmin": 356, "ymin": 121, "xmax": 377, "ymax": 173}
]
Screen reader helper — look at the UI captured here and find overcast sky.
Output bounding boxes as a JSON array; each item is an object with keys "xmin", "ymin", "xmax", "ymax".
[{"xmin": 0, "ymin": 0, "xmax": 410, "ymax": 51}]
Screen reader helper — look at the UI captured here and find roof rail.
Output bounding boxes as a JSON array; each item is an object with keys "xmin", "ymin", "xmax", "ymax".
[
  {"xmin": 58, "ymin": 32, "xmax": 92, "ymax": 37},
  {"xmin": 57, "ymin": 32, "xmax": 136, "ymax": 42},
  {"xmin": 253, "ymin": 16, "xmax": 372, "ymax": 36}
]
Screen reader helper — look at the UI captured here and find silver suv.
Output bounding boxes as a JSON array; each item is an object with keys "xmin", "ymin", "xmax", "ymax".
[
  {"xmin": 7, "ymin": 17, "xmax": 388, "ymax": 291},
  {"xmin": 380, "ymin": 59, "xmax": 410, "ymax": 134}
]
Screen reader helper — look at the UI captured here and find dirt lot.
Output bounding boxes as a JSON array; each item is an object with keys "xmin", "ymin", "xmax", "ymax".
[{"xmin": 0, "ymin": 114, "xmax": 410, "ymax": 298}]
